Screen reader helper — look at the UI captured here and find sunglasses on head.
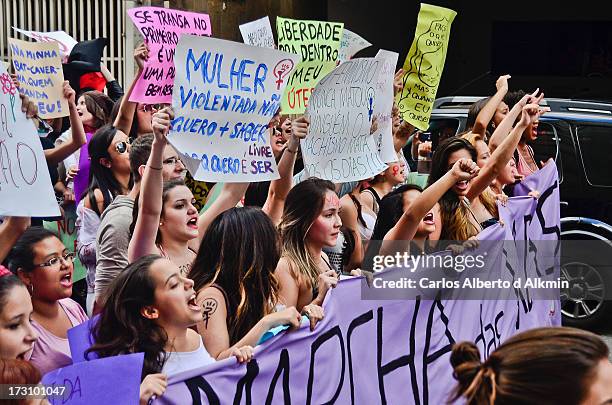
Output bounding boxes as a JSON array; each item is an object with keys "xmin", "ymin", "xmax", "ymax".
[{"xmin": 115, "ymin": 138, "xmax": 131, "ymax": 154}]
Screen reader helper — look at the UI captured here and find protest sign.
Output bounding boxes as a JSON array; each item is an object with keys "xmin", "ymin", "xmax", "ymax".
[
  {"xmin": 302, "ymin": 58, "xmax": 388, "ymax": 182},
  {"xmin": 277, "ymin": 17, "xmax": 343, "ymax": 114},
  {"xmin": 396, "ymin": 3, "xmax": 456, "ymax": 130},
  {"xmin": 168, "ymin": 35, "xmax": 300, "ymax": 182},
  {"xmin": 0, "ymin": 63, "xmax": 60, "ymax": 217},
  {"xmin": 374, "ymin": 49, "xmax": 399, "ymax": 163},
  {"xmin": 145, "ymin": 164, "xmax": 560, "ymax": 405},
  {"xmin": 338, "ymin": 28, "xmax": 372, "ymax": 63},
  {"xmin": 43, "ymin": 204, "xmax": 87, "ymax": 282},
  {"xmin": 9, "ymin": 38, "xmax": 69, "ymax": 118},
  {"xmin": 42, "ymin": 353, "xmax": 143, "ymax": 405},
  {"xmin": 67, "ymin": 315, "xmax": 100, "ymax": 363},
  {"xmin": 13, "ymin": 27, "xmax": 77, "ymax": 63},
  {"xmin": 127, "ymin": 7, "xmax": 212, "ymax": 104},
  {"xmin": 239, "ymin": 16, "xmax": 275, "ymax": 49}
]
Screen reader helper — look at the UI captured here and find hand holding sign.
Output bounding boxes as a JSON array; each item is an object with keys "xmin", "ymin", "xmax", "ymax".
[
  {"xmin": 140, "ymin": 373, "xmax": 167, "ymax": 405},
  {"xmin": 63, "ymin": 81, "xmax": 76, "ymax": 105},
  {"xmin": 134, "ymin": 42, "xmax": 150, "ymax": 71}
]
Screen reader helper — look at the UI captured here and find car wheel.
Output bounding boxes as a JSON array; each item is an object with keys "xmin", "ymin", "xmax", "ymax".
[{"xmin": 560, "ymin": 260, "xmax": 612, "ymax": 329}]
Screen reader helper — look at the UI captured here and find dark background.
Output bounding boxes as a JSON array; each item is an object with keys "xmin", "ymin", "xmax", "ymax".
[
  {"xmin": 178, "ymin": 0, "xmax": 612, "ymax": 101},
  {"xmin": 326, "ymin": 0, "xmax": 612, "ymax": 100}
]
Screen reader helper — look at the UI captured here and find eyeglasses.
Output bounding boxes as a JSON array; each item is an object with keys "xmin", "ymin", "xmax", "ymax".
[
  {"xmin": 162, "ymin": 156, "xmax": 183, "ymax": 166},
  {"xmin": 115, "ymin": 139, "xmax": 132, "ymax": 154},
  {"xmin": 34, "ymin": 252, "xmax": 75, "ymax": 268}
]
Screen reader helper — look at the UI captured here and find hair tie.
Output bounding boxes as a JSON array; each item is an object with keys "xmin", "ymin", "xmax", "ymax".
[
  {"xmin": 463, "ymin": 363, "xmax": 498, "ymax": 405},
  {"xmin": 0, "ymin": 265, "xmax": 12, "ymax": 278}
]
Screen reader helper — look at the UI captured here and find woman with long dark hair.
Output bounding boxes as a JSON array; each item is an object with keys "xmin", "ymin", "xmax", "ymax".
[
  {"xmin": 77, "ymin": 125, "xmax": 132, "ymax": 314},
  {"xmin": 9, "ymin": 227, "xmax": 88, "ymax": 375},
  {"xmin": 128, "ymin": 108, "xmax": 249, "ymax": 275},
  {"xmin": 276, "ymin": 178, "xmax": 341, "ymax": 312},
  {"xmin": 189, "ymin": 207, "xmax": 307, "ymax": 359},
  {"xmin": 87, "ymin": 255, "xmax": 251, "ymax": 404},
  {"xmin": 427, "ymin": 93, "xmax": 543, "ymax": 241}
]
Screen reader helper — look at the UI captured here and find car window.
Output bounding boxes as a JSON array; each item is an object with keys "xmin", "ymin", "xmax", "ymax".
[
  {"xmin": 531, "ymin": 122, "xmax": 563, "ymax": 182},
  {"xmin": 427, "ymin": 118, "xmax": 460, "ymax": 149},
  {"xmin": 576, "ymin": 125, "xmax": 612, "ymax": 187}
]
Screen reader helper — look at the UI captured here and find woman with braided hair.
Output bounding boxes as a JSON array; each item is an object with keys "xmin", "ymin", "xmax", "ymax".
[{"xmin": 450, "ymin": 327, "xmax": 612, "ymax": 405}]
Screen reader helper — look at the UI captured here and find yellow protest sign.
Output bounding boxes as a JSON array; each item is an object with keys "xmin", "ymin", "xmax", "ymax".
[
  {"xmin": 277, "ymin": 17, "xmax": 343, "ymax": 114},
  {"xmin": 396, "ymin": 3, "xmax": 456, "ymax": 130},
  {"xmin": 9, "ymin": 38, "xmax": 68, "ymax": 118}
]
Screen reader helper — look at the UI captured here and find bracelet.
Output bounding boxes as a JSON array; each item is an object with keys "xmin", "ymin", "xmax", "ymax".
[{"xmin": 148, "ymin": 165, "xmax": 162, "ymax": 170}]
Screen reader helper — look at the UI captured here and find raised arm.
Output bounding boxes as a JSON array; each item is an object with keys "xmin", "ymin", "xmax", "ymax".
[
  {"xmin": 100, "ymin": 63, "xmax": 124, "ymax": 102},
  {"xmin": 44, "ymin": 82, "xmax": 87, "ymax": 166},
  {"xmin": 0, "ymin": 217, "xmax": 30, "ymax": 263},
  {"xmin": 385, "ymin": 159, "xmax": 479, "ymax": 242},
  {"xmin": 113, "ymin": 43, "xmax": 148, "ymax": 134},
  {"xmin": 468, "ymin": 96, "xmax": 546, "ymax": 201},
  {"xmin": 192, "ymin": 182, "xmax": 249, "ymax": 250},
  {"xmin": 263, "ymin": 116, "xmax": 308, "ymax": 226},
  {"xmin": 488, "ymin": 89, "xmax": 537, "ymax": 153},
  {"xmin": 127, "ymin": 108, "xmax": 172, "ymax": 261},
  {"xmin": 471, "ymin": 75, "xmax": 510, "ymax": 136}
]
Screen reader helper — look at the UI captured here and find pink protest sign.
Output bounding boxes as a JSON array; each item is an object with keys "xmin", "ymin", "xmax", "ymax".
[{"xmin": 127, "ymin": 7, "xmax": 212, "ymax": 104}]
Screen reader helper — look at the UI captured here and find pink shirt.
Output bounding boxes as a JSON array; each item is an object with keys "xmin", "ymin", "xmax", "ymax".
[{"xmin": 27, "ymin": 298, "xmax": 88, "ymax": 376}]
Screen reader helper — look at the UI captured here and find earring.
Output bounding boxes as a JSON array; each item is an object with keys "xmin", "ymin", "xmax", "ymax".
[
  {"xmin": 159, "ymin": 222, "xmax": 163, "ymax": 226},
  {"xmin": 28, "ymin": 284, "xmax": 34, "ymax": 296}
]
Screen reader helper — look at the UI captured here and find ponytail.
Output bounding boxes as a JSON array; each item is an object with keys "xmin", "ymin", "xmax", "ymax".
[{"xmin": 449, "ymin": 342, "xmax": 497, "ymax": 405}]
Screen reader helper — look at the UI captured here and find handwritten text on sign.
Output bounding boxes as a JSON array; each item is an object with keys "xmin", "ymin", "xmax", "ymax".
[
  {"xmin": 127, "ymin": 7, "xmax": 212, "ymax": 104},
  {"xmin": 302, "ymin": 58, "xmax": 388, "ymax": 182},
  {"xmin": 276, "ymin": 17, "xmax": 343, "ymax": 114},
  {"xmin": 0, "ymin": 63, "xmax": 60, "ymax": 217},
  {"xmin": 337, "ymin": 28, "xmax": 372, "ymax": 63},
  {"xmin": 9, "ymin": 39, "xmax": 69, "ymax": 119},
  {"xmin": 239, "ymin": 16, "xmax": 275, "ymax": 49},
  {"xmin": 168, "ymin": 35, "xmax": 299, "ymax": 182},
  {"xmin": 13, "ymin": 27, "xmax": 77, "ymax": 63},
  {"xmin": 373, "ymin": 49, "xmax": 400, "ymax": 163},
  {"xmin": 396, "ymin": 3, "xmax": 456, "ymax": 130}
]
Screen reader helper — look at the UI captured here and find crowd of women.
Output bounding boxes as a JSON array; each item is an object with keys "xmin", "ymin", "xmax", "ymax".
[{"xmin": 1, "ymin": 41, "xmax": 611, "ymax": 405}]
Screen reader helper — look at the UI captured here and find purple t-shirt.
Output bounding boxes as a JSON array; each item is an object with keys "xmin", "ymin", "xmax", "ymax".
[
  {"xmin": 27, "ymin": 298, "xmax": 89, "ymax": 376},
  {"xmin": 73, "ymin": 132, "xmax": 94, "ymax": 202}
]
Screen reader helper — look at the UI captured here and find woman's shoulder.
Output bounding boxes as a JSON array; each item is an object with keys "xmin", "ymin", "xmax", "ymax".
[{"xmin": 59, "ymin": 298, "xmax": 89, "ymax": 323}]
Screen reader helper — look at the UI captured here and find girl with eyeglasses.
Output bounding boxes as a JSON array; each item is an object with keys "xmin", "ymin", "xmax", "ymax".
[
  {"xmin": 8, "ymin": 227, "xmax": 88, "ymax": 375},
  {"xmin": 77, "ymin": 125, "xmax": 133, "ymax": 314}
]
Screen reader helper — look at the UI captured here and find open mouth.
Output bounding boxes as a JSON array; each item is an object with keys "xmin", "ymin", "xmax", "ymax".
[
  {"xmin": 59, "ymin": 272, "xmax": 72, "ymax": 288},
  {"xmin": 455, "ymin": 180, "xmax": 469, "ymax": 191},
  {"xmin": 187, "ymin": 293, "xmax": 201, "ymax": 312},
  {"xmin": 16, "ymin": 350, "xmax": 29, "ymax": 360},
  {"xmin": 186, "ymin": 217, "xmax": 198, "ymax": 229},
  {"xmin": 423, "ymin": 212, "xmax": 435, "ymax": 225}
]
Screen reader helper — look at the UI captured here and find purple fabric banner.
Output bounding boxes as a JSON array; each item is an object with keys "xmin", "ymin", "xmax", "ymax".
[
  {"xmin": 42, "ymin": 353, "xmax": 143, "ymax": 405},
  {"xmin": 153, "ymin": 163, "xmax": 561, "ymax": 404}
]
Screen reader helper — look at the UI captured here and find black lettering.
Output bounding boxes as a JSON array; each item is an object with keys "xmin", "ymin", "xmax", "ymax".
[
  {"xmin": 306, "ymin": 325, "xmax": 345, "ymax": 405},
  {"xmin": 265, "ymin": 349, "xmax": 291, "ymax": 405}
]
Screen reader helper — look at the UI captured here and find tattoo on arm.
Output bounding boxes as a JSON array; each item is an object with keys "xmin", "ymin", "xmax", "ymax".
[{"xmin": 202, "ymin": 298, "xmax": 218, "ymax": 328}]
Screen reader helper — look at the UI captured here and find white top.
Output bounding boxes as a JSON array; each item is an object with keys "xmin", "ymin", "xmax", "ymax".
[
  {"xmin": 358, "ymin": 211, "xmax": 377, "ymax": 241},
  {"xmin": 161, "ymin": 336, "xmax": 215, "ymax": 377}
]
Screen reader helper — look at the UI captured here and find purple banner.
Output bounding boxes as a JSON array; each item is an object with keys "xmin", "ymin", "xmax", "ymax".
[
  {"xmin": 153, "ymin": 163, "xmax": 561, "ymax": 404},
  {"xmin": 42, "ymin": 353, "xmax": 144, "ymax": 405}
]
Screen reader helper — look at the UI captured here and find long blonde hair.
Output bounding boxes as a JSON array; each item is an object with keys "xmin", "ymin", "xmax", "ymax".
[{"xmin": 279, "ymin": 178, "xmax": 336, "ymax": 290}]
